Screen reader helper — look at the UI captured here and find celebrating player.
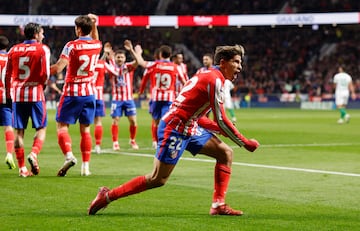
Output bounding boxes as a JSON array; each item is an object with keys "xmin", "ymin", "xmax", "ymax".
[
  {"xmin": 104, "ymin": 40, "xmax": 145, "ymax": 150},
  {"xmin": 93, "ymin": 58, "xmax": 107, "ymax": 154},
  {"xmin": 196, "ymin": 53, "xmax": 215, "ymax": 73},
  {"xmin": 5, "ymin": 23, "xmax": 51, "ymax": 177},
  {"xmin": 139, "ymin": 45, "xmax": 186, "ymax": 149},
  {"xmin": 88, "ymin": 44, "xmax": 259, "ymax": 216},
  {"xmin": 0, "ymin": 35, "xmax": 16, "ymax": 170},
  {"xmin": 172, "ymin": 51, "xmax": 189, "ymax": 96},
  {"xmin": 50, "ymin": 14, "xmax": 102, "ymax": 176}
]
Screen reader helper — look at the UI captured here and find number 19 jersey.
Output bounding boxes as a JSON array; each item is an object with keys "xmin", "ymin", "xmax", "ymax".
[{"xmin": 144, "ymin": 60, "xmax": 186, "ymax": 102}]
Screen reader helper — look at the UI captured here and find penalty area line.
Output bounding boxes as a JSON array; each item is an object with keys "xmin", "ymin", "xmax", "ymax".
[{"xmin": 104, "ymin": 150, "xmax": 360, "ymax": 177}]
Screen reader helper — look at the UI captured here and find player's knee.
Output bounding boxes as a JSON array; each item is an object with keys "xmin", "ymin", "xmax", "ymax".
[
  {"xmin": 215, "ymin": 145, "xmax": 233, "ymax": 164},
  {"xmin": 224, "ymin": 146, "xmax": 234, "ymax": 162}
]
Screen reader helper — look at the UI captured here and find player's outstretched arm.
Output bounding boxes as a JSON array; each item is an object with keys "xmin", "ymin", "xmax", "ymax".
[
  {"xmin": 124, "ymin": 40, "xmax": 146, "ymax": 68},
  {"xmin": 88, "ymin": 13, "xmax": 99, "ymax": 40},
  {"xmin": 50, "ymin": 58, "xmax": 68, "ymax": 75},
  {"xmin": 101, "ymin": 42, "xmax": 114, "ymax": 61},
  {"xmin": 210, "ymin": 79, "xmax": 259, "ymax": 152}
]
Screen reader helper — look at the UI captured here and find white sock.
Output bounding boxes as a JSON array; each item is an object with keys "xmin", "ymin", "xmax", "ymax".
[
  {"xmin": 65, "ymin": 152, "xmax": 74, "ymax": 159},
  {"xmin": 212, "ymin": 202, "xmax": 219, "ymax": 208},
  {"xmin": 82, "ymin": 162, "xmax": 89, "ymax": 170}
]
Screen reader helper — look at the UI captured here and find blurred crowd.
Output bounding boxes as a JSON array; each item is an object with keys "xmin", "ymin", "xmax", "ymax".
[{"xmin": 1, "ymin": 0, "xmax": 360, "ymax": 102}]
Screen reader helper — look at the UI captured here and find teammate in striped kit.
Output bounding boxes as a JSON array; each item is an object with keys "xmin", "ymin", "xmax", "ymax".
[
  {"xmin": 139, "ymin": 45, "xmax": 186, "ymax": 149},
  {"xmin": 50, "ymin": 14, "xmax": 102, "ymax": 176},
  {"xmin": 172, "ymin": 51, "xmax": 189, "ymax": 97},
  {"xmin": 196, "ymin": 53, "xmax": 215, "ymax": 74},
  {"xmin": 0, "ymin": 35, "xmax": 16, "ymax": 170},
  {"xmin": 5, "ymin": 23, "xmax": 51, "ymax": 177},
  {"xmin": 104, "ymin": 40, "xmax": 145, "ymax": 150},
  {"xmin": 93, "ymin": 59, "xmax": 106, "ymax": 154},
  {"xmin": 89, "ymin": 44, "xmax": 259, "ymax": 216}
]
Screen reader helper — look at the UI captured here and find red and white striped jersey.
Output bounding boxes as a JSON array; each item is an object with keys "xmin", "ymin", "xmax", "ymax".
[
  {"xmin": 0, "ymin": 51, "xmax": 8, "ymax": 104},
  {"xmin": 196, "ymin": 65, "xmax": 216, "ymax": 74},
  {"xmin": 138, "ymin": 64, "xmax": 152, "ymax": 95},
  {"xmin": 141, "ymin": 60, "xmax": 186, "ymax": 102},
  {"xmin": 61, "ymin": 37, "xmax": 102, "ymax": 97},
  {"xmin": 6, "ymin": 40, "xmax": 50, "ymax": 102},
  {"xmin": 93, "ymin": 59, "xmax": 106, "ymax": 100},
  {"xmin": 162, "ymin": 68, "xmax": 246, "ymax": 147},
  {"xmin": 105, "ymin": 61, "xmax": 136, "ymax": 101},
  {"xmin": 175, "ymin": 62, "xmax": 189, "ymax": 96}
]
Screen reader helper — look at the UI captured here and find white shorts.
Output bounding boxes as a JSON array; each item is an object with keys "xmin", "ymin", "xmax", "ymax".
[{"xmin": 335, "ymin": 92, "xmax": 349, "ymax": 106}]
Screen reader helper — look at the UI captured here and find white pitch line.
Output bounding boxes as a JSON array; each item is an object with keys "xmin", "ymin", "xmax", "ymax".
[
  {"xmin": 116, "ymin": 142, "xmax": 360, "ymax": 151},
  {"xmin": 101, "ymin": 149, "xmax": 360, "ymax": 177},
  {"xmin": 245, "ymin": 143, "xmax": 360, "ymax": 148}
]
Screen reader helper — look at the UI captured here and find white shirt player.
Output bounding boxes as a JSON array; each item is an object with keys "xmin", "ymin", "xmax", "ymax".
[
  {"xmin": 333, "ymin": 68, "xmax": 352, "ymax": 106},
  {"xmin": 223, "ymin": 79, "xmax": 234, "ymax": 109}
]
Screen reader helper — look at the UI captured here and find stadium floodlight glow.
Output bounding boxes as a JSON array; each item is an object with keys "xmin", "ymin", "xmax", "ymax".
[{"xmin": 312, "ymin": 24, "xmax": 319, "ymax": 30}]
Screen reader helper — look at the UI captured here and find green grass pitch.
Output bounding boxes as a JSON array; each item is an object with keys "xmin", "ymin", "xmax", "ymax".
[{"xmin": 0, "ymin": 108, "xmax": 359, "ymax": 231}]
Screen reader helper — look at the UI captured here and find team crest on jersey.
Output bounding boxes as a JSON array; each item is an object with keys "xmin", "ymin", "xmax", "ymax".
[
  {"xmin": 170, "ymin": 150, "xmax": 179, "ymax": 159},
  {"xmin": 195, "ymin": 127, "xmax": 204, "ymax": 136},
  {"xmin": 122, "ymin": 68, "xmax": 129, "ymax": 75}
]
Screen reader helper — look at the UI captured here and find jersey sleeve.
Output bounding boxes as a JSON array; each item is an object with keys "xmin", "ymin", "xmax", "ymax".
[
  {"xmin": 5, "ymin": 52, "xmax": 13, "ymax": 99},
  {"xmin": 60, "ymin": 42, "xmax": 72, "ymax": 60},
  {"xmin": 104, "ymin": 61, "xmax": 118, "ymax": 76},
  {"xmin": 43, "ymin": 44, "xmax": 51, "ymax": 83},
  {"xmin": 209, "ymin": 75, "xmax": 249, "ymax": 147},
  {"xmin": 139, "ymin": 68, "xmax": 151, "ymax": 94},
  {"xmin": 176, "ymin": 64, "xmax": 187, "ymax": 84},
  {"xmin": 198, "ymin": 116, "xmax": 222, "ymax": 134}
]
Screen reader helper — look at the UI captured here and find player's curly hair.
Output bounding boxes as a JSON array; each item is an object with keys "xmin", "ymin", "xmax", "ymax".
[{"xmin": 214, "ymin": 45, "xmax": 245, "ymax": 65}]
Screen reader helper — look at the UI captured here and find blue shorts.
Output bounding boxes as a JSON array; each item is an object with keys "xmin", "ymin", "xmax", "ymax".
[
  {"xmin": 148, "ymin": 100, "xmax": 153, "ymax": 114},
  {"xmin": 155, "ymin": 120, "xmax": 213, "ymax": 165},
  {"xmin": 95, "ymin": 100, "xmax": 105, "ymax": 117},
  {"xmin": 111, "ymin": 100, "xmax": 136, "ymax": 117},
  {"xmin": 12, "ymin": 101, "xmax": 47, "ymax": 129},
  {"xmin": 150, "ymin": 101, "xmax": 172, "ymax": 120},
  {"xmin": 56, "ymin": 95, "xmax": 95, "ymax": 124},
  {"xmin": 0, "ymin": 105, "xmax": 12, "ymax": 126}
]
